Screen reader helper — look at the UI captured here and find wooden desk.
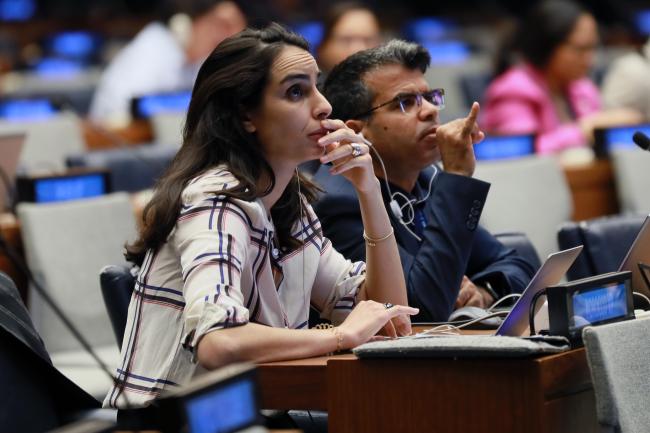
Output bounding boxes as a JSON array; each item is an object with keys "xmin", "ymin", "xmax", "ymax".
[{"xmin": 257, "ymin": 349, "xmax": 598, "ymax": 433}]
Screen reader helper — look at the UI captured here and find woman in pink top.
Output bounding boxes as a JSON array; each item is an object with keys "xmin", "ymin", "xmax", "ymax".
[{"xmin": 482, "ymin": 0, "xmax": 640, "ymax": 155}]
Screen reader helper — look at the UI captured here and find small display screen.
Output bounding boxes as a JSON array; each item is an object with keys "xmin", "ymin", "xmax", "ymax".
[
  {"xmin": 604, "ymin": 125, "xmax": 650, "ymax": 152},
  {"xmin": 474, "ymin": 135, "xmax": 535, "ymax": 160},
  {"xmin": 34, "ymin": 174, "xmax": 107, "ymax": 203},
  {"xmin": 570, "ymin": 282, "xmax": 628, "ymax": 330},
  {"xmin": 0, "ymin": 99, "xmax": 57, "ymax": 121},
  {"xmin": 185, "ymin": 377, "xmax": 257, "ymax": 433},
  {"xmin": 133, "ymin": 91, "xmax": 191, "ymax": 118}
]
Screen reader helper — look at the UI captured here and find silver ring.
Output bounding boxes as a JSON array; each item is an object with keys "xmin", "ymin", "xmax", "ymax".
[
  {"xmin": 384, "ymin": 302, "xmax": 394, "ymax": 309},
  {"xmin": 351, "ymin": 143, "xmax": 363, "ymax": 158}
]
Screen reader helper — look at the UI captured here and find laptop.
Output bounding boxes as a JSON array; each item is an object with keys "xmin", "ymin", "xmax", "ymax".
[
  {"xmin": 495, "ymin": 245, "xmax": 583, "ymax": 337},
  {"xmin": 0, "ymin": 133, "xmax": 25, "ymax": 211},
  {"xmin": 617, "ymin": 214, "xmax": 650, "ymax": 298}
]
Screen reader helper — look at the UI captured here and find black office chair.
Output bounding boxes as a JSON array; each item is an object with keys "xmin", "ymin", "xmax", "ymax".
[
  {"xmin": 99, "ymin": 265, "xmax": 136, "ymax": 349},
  {"xmin": 0, "ymin": 272, "xmax": 99, "ymax": 432},
  {"xmin": 494, "ymin": 231, "xmax": 542, "ymax": 270},
  {"xmin": 557, "ymin": 213, "xmax": 647, "ymax": 281}
]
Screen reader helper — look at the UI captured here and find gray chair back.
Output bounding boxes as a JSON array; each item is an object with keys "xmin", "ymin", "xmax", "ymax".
[
  {"xmin": 583, "ymin": 318, "xmax": 650, "ymax": 433},
  {"xmin": 611, "ymin": 148, "xmax": 650, "ymax": 214},
  {"xmin": 17, "ymin": 192, "xmax": 136, "ymax": 353},
  {"xmin": 474, "ymin": 156, "xmax": 573, "ymax": 261},
  {"xmin": 0, "ymin": 111, "xmax": 86, "ymax": 172}
]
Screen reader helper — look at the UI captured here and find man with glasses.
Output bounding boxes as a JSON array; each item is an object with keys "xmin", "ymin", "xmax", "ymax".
[{"xmin": 313, "ymin": 40, "xmax": 536, "ymax": 322}]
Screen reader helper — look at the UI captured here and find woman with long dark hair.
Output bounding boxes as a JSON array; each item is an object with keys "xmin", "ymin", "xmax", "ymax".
[
  {"xmin": 482, "ymin": 0, "xmax": 641, "ymax": 155},
  {"xmin": 105, "ymin": 23, "xmax": 415, "ymax": 409}
]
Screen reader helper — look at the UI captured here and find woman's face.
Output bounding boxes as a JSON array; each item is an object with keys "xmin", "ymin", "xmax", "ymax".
[
  {"xmin": 246, "ymin": 45, "xmax": 332, "ymax": 168},
  {"xmin": 546, "ymin": 13, "xmax": 598, "ymax": 84},
  {"xmin": 318, "ymin": 9, "xmax": 381, "ymax": 71}
]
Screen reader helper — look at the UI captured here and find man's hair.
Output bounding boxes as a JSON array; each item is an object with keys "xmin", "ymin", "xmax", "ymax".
[{"xmin": 322, "ymin": 39, "xmax": 430, "ymax": 121}]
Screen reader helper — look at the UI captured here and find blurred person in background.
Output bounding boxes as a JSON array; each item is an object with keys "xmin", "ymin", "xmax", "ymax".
[
  {"xmin": 89, "ymin": 0, "xmax": 246, "ymax": 128},
  {"xmin": 317, "ymin": 2, "xmax": 382, "ymax": 74},
  {"xmin": 481, "ymin": 0, "xmax": 641, "ymax": 155},
  {"xmin": 602, "ymin": 36, "xmax": 650, "ymax": 122}
]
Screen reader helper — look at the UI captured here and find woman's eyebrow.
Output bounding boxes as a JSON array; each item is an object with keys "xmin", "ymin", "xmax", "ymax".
[{"xmin": 280, "ymin": 73, "xmax": 311, "ymax": 84}]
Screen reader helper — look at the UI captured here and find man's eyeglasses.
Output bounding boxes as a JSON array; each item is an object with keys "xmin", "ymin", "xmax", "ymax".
[{"xmin": 352, "ymin": 88, "xmax": 445, "ymax": 119}]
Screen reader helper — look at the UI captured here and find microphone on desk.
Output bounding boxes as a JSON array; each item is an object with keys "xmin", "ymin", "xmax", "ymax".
[{"xmin": 632, "ymin": 131, "xmax": 650, "ymax": 151}]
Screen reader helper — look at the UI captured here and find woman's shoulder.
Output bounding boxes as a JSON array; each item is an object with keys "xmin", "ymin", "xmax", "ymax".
[
  {"xmin": 485, "ymin": 65, "xmax": 547, "ymax": 101},
  {"xmin": 181, "ymin": 167, "xmax": 265, "ymax": 215}
]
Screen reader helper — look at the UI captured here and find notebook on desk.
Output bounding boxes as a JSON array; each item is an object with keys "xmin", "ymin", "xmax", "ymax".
[
  {"xmin": 617, "ymin": 214, "xmax": 650, "ymax": 298},
  {"xmin": 0, "ymin": 133, "xmax": 25, "ymax": 211}
]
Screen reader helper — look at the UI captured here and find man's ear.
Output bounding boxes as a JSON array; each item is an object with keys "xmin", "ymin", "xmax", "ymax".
[{"xmin": 345, "ymin": 119, "xmax": 365, "ymax": 134}]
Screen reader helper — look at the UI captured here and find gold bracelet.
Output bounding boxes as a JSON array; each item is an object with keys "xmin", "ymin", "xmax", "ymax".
[
  {"xmin": 314, "ymin": 323, "xmax": 343, "ymax": 354},
  {"xmin": 330, "ymin": 327, "xmax": 344, "ymax": 352},
  {"xmin": 363, "ymin": 227, "xmax": 394, "ymax": 247}
]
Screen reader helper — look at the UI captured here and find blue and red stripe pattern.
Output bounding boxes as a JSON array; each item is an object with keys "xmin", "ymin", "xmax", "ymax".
[{"xmin": 104, "ymin": 167, "xmax": 366, "ymax": 408}]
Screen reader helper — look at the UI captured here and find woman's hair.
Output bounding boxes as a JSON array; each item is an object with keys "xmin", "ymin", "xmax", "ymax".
[
  {"xmin": 126, "ymin": 23, "xmax": 320, "ymax": 265},
  {"xmin": 495, "ymin": 0, "xmax": 589, "ymax": 74}
]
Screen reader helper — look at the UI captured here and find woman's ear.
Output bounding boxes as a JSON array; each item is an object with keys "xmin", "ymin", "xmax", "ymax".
[{"xmin": 242, "ymin": 112, "xmax": 256, "ymax": 133}]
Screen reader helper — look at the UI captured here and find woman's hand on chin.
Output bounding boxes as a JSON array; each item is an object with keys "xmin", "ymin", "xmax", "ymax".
[{"xmin": 318, "ymin": 119, "xmax": 379, "ymax": 194}]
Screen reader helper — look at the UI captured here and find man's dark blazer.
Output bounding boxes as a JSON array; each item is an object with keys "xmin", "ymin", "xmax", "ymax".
[
  {"xmin": 313, "ymin": 166, "xmax": 537, "ymax": 322},
  {"xmin": 0, "ymin": 272, "xmax": 99, "ymax": 432}
]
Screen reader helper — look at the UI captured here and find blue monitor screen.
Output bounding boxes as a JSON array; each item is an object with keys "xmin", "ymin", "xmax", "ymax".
[
  {"xmin": 135, "ymin": 92, "xmax": 191, "ymax": 118},
  {"xmin": 33, "ymin": 57, "xmax": 84, "ymax": 79},
  {"xmin": 0, "ymin": 99, "xmax": 57, "ymax": 121},
  {"xmin": 570, "ymin": 282, "xmax": 628, "ymax": 330},
  {"xmin": 604, "ymin": 125, "xmax": 650, "ymax": 152},
  {"xmin": 185, "ymin": 378, "xmax": 257, "ymax": 433},
  {"xmin": 0, "ymin": 0, "xmax": 35, "ymax": 21},
  {"xmin": 292, "ymin": 21, "xmax": 324, "ymax": 53},
  {"xmin": 474, "ymin": 135, "xmax": 535, "ymax": 160},
  {"xmin": 49, "ymin": 31, "xmax": 99, "ymax": 60},
  {"xmin": 34, "ymin": 174, "xmax": 107, "ymax": 203},
  {"xmin": 422, "ymin": 41, "xmax": 470, "ymax": 65},
  {"xmin": 403, "ymin": 17, "xmax": 455, "ymax": 42},
  {"xmin": 636, "ymin": 9, "xmax": 650, "ymax": 36}
]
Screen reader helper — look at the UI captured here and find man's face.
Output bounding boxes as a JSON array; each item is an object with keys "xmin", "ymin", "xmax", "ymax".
[{"xmin": 359, "ymin": 65, "xmax": 442, "ymax": 176}]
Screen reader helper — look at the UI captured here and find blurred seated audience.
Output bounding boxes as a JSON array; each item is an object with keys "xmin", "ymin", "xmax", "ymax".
[
  {"xmin": 481, "ymin": 0, "xmax": 642, "ymax": 155},
  {"xmin": 602, "ymin": 37, "xmax": 650, "ymax": 122},
  {"xmin": 89, "ymin": 0, "xmax": 245, "ymax": 128},
  {"xmin": 317, "ymin": 2, "xmax": 382, "ymax": 74}
]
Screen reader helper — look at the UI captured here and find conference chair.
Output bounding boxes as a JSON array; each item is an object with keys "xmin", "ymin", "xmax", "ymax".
[
  {"xmin": 493, "ymin": 231, "xmax": 542, "ymax": 270},
  {"xmin": 16, "ymin": 192, "xmax": 137, "ymax": 398},
  {"xmin": 66, "ymin": 143, "xmax": 178, "ymax": 193},
  {"xmin": 0, "ymin": 271, "xmax": 99, "ymax": 432},
  {"xmin": 557, "ymin": 213, "xmax": 646, "ymax": 281},
  {"xmin": 0, "ymin": 111, "xmax": 86, "ymax": 172},
  {"xmin": 583, "ymin": 318, "xmax": 650, "ymax": 433},
  {"xmin": 151, "ymin": 112, "xmax": 185, "ymax": 147},
  {"xmin": 99, "ymin": 264, "xmax": 136, "ymax": 349},
  {"xmin": 474, "ymin": 156, "xmax": 573, "ymax": 261},
  {"xmin": 611, "ymin": 148, "xmax": 650, "ymax": 214}
]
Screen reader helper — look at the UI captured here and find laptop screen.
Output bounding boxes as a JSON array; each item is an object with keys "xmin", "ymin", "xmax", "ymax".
[
  {"xmin": 618, "ymin": 214, "xmax": 650, "ymax": 297},
  {"xmin": 496, "ymin": 245, "xmax": 583, "ymax": 337}
]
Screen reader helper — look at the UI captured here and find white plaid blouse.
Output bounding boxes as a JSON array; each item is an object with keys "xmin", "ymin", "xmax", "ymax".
[{"xmin": 104, "ymin": 167, "xmax": 366, "ymax": 408}]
